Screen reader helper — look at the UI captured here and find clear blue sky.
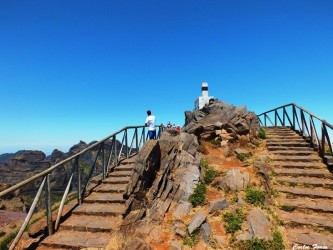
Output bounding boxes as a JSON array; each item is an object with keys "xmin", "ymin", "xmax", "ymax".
[{"xmin": 1, "ymin": 0, "xmax": 332, "ymax": 155}]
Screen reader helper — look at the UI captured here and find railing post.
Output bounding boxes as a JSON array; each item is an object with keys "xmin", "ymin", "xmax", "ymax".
[
  {"xmin": 102, "ymin": 142, "xmax": 106, "ymax": 179},
  {"xmin": 274, "ymin": 110, "xmax": 277, "ymax": 126},
  {"xmin": 76, "ymin": 157, "xmax": 82, "ymax": 205},
  {"xmin": 125, "ymin": 129, "xmax": 129, "ymax": 159},
  {"xmin": 321, "ymin": 123, "xmax": 325, "ymax": 158},
  {"xmin": 45, "ymin": 174, "xmax": 53, "ymax": 235},
  {"xmin": 292, "ymin": 105, "xmax": 296, "ymax": 130},
  {"xmin": 283, "ymin": 108, "xmax": 285, "ymax": 126},
  {"xmin": 114, "ymin": 135, "xmax": 118, "ymax": 167},
  {"xmin": 9, "ymin": 177, "xmax": 46, "ymax": 250},
  {"xmin": 135, "ymin": 128, "xmax": 139, "ymax": 152},
  {"xmin": 301, "ymin": 110, "xmax": 305, "ymax": 136}
]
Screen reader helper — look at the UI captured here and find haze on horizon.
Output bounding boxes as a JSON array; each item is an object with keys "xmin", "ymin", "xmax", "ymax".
[{"xmin": 1, "ymin": 0, "xmax": 333, "ymax": 155}]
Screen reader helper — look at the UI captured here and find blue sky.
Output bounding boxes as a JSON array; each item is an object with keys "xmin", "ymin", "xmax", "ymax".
[{"xmin": 1, "ymin": 0, "xmax": 332, "ymax": 155}]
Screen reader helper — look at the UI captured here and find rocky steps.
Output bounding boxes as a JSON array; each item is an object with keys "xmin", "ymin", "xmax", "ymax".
[
  {"xmin": 36, "ymin": 157, "xmax": 136, "ymax": 250},
  {"xmin": 265, "ymin": 127, "xmax": 333, "ymax": 248}
]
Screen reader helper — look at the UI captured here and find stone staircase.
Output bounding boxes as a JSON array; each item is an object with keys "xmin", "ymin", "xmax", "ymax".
[
  {"xmin": 265, "ymin": 127, "xmax": 333, "ymax": 249},
  {"xmin": 36, "ymin": 157, "xmax": 136, "ymax": 249}
]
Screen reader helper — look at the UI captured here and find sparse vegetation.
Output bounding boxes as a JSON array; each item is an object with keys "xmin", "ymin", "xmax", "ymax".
[
  {"xmin": 189, "ymin": 182, "xmax": 207, "ymax": 207},
  {"xmin": 210, "ymin": 137, "xmax": 223, "ymax": 147},
  {"xmin": 183, "ymin": 230, "xmax": 200, "ymax": 247},
  {"xmin": 245, "ymin": 187, "xmax": 266, "ymax": 206},
  {"xmin": 200, "ymin": 159, "xmax": 209, "ymax": 169},
  {"xmin": 258, "ymin": 128, "xmax": 266, "ymax": 139},
  {"xmin": 235, "ymin": 230, "xmax": 284, "ymax": 250},
  {"xmin": 223, "ymin": 209, "xmax": 245, "ymax": 234},
  {"xmin": 0, "ymin": 230, "xmax": 17, "ymax": 250},
  {"xmin": 204, "ymin": 168, "xmax": 217, "ymax": 184},
  {"xmin": 280, "ymin": 205, "xmax": 296, "ymax": 212},
  {"xmin": 237, "ymin": 153, "xmax": 252, "ymax": 162},
  {"xmin": 0, "ymin": 232, "xmax": 5, "ymax": 238}
]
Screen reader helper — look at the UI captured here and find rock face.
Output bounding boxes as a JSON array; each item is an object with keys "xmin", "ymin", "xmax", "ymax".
[
  {"xmin": 184, "ymin": 99, "xmax": 259, "ymax": 140},
  {"xmin": 217, "ymin": 168, "xmax": 249, "ymax": 191},
  {"xmin": 122, "ymin": 129, "xmax": 201, "ymax": 227}
]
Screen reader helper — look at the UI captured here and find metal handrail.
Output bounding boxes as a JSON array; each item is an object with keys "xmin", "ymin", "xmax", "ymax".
[
  {"xmin": 0, "ymin": 125, "xmax": 164, "ymax": 249},
  {"xmin": 257, "ymin": 103, "xmax": 333, "ymax": 159}
]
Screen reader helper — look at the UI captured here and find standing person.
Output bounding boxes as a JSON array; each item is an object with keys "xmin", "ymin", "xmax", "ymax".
[{"xmin": 145, "ymin": 110, "xmax": 156, "ymax": 140}]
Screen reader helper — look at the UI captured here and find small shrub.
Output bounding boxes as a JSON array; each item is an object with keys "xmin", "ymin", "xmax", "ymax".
[
  {"xmin": 223, "ymin": 209, "xmax": 244, "ymax": 234},
  {"xmin": 0, "ymin": 230, "xmax": 17, "ymax": 250},
  {"xmin": 237, "ymin": 153, "xmax": 251, "ymax": 161},
  {"xmin": 252, "ymin": 140, "xmax": 261, "ymax": 147},
  {"xmin": 204, "ymin": 168, "xmax": 217, "ymax": 184},
  {"xmin": 183, "ymin": 231, "xmax": 200, "ymax": 247},
  {"xmin": 210, "ymin": 137, "xmax": 222, "ymax": 147},
  {"xmin": 189, "ymin": 182, "xmax": 207, "ymax": 207},
  {"xmin": 0, "ymin": 231, "xmax": 5, "ymax": 238},
  {"xmin": 258, "ymin": 128, "xmax": 266, "ymax": 139},
  {"xmin": 245, "ymin": 187, "xmax": 266, "ymax": 206},
  {"xmin": 235, "ymin": 230, "xmax": 284, "ymax": 250},
  {"xmin": 271, "ymin": 230, "xmax": 285, "ymax": 250},
  {"xmin": 200, "ymin": 159, "xmax": 209, "ymax": 169},
  {"xmin": 280, "ymin": 205, "xmax": 296, "ymax": 212}
]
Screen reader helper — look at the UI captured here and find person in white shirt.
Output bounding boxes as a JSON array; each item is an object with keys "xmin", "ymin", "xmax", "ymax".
[{"xmin": 145, "ymin": 110, "xmax": 156, "ymax": 139}]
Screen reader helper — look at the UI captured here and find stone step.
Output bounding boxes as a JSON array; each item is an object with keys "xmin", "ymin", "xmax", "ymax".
[
  {"xmin": 267, "ymin": 138, "xmax": 306, "ymax": 143},
  {"xmin": 266, "ymin": 131, "xmax": 297, "ymax": 134},
  {"xmin": 109, "ymin": 170, "xmax": 132, "ymax": 177},
  {"xmin": 40, "ymin": 230, "xmax": 111, "ymax": 249},
  {"xmin": 120, "ymin": 156, "xmax": 137, "ymax": 165},
  {"xmin": 272, "ymin": 155, "xmax": 321, "ymax": 162},
  {"xmin": 271, "ymin": 150, "xmax": 316, "ymax": 156},
  {"xmin": 266, "ymin": 135, "xmax": 300, "ymax": 139},
  {"xmin": 264, "ymin": 127, "xmax": 294, "ymax": 132},
  {"xmin": 273, "ymin": 168, "xmax": 333, "ymax": 179},
  {"xmin": 103, "ymin": 176, "xmax": 130, "ymax": 184},
  {"xmin": 275, "ymin": 186, "xmax": 333, "ymax": 199},
  {"xmin": 114, "ymin": 164, "xmax": 134, "ymax": 172},
  {"xmin": 272, "ymin": 161, "xmax": 327, "ymax": 169},
  {"xmin": 84, "ymin": 192, "xmax": 126, "ymax": 203},
  {"xmin": 268, "ymin": 146, "xmax": 314, "ymax": 151},
  {"xmin": 267, "ymin": 142, "xmax": 310, "ymax": 147},
  {"xmin": 60, "ymin": 214, "xmax": 122, "ymax": 232},
  {"xmin": 73, "ymin": 203, "xmax": 126, "ymax": 216},
  {"xmin": 278, "ymin": 197, "xmax": 333, "ymax": 213},
  {"xmin": 93, "ymin": 183, "xmax": 127, "ymax": 193},
  {"xmin": 278, "ymin": 210, "xmax": 333, "ymax": 230},
  {"xmin": 276, "ymin": 176, "xmax": 333, "ymax": 187},
  {"xmin": 285, "ymin": 228, "xmax": 333, "ymax": 250}
]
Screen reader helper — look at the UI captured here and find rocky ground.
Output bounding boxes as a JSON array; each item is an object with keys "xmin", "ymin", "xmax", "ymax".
[{"xmin": 102, "ymin": 134, "xmax": 286, "ymax": 250}]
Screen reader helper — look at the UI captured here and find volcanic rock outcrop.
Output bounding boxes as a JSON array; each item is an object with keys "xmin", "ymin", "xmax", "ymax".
[{"xmin": 184, "ymin": 99, "xmax": 259, "ymax": 140}]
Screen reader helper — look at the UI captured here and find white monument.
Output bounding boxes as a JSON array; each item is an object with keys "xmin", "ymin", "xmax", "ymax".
[{"xmin": 195, "ymin": 82, "xmax": 214, "ymax": 110}]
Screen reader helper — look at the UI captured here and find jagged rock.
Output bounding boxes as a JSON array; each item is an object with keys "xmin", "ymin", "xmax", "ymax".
[
  {"xmin": 173, "ymin": 201, "xmax": 193, "ymax": 219},
  {"xmin": 235, "ymin": 148, "xmax": 251, "ymax": 155},
  {"xmin": 213, "ymin": 235, "xmax": 227, "ymax": 248},
  {"xmin": 236, "ymin": 193, "xmax": 246, "ymax": 207},
  {"xmin": 188, "ymin": 211, "xmax": 207, "ymax": 234},
  {"xmin": 217, "ymin": 168, "xmax": 249, "ymax": 191},
  {"xmin": 175, "ymin": 228, "xmax": 187, "ymax": 237},
  {"xmin": 247, "ymin": 208, "xmax": 272, "ymax": 240},
  {"xmin": 209, "ymin": 198, "xmax": 228, "ymax": 214},
  {"xmin": 236, "ymin": 231, "xmax": 253, "ymax": 241},
  {"xmin": 68, "ymin": 140, "xmax": 88, "ymax": 154},
  {"xmin": 124, "ymin": 140, "xmax": 160, "ymax": 199},
  {"xmin": 200, "ymin": 222, "xmax": 212, "ymax": 244},
  {"xmin": 184, "ymin": 100, "xmax": 259, "ymax": 140},
  {"xmin": 169, "ymin": 240, "xmax": 182, "ymax": 250},
  {"xmin": 123, "ymin": 237, "xmax": 151, "ymax": 250}
]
